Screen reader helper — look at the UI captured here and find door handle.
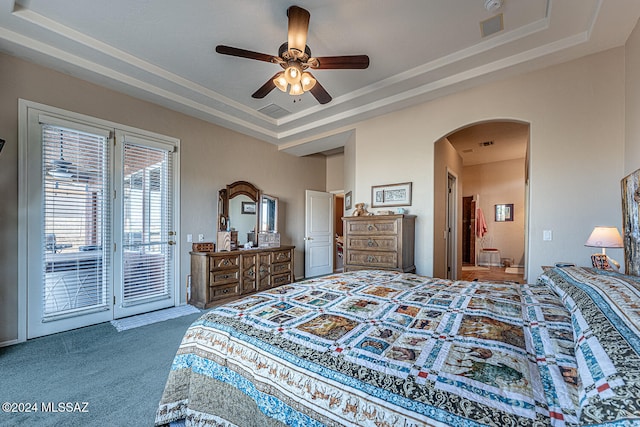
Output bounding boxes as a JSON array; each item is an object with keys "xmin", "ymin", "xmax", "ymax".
[
  {"xmin": 304, "ymin": 237, "xmax": 314, "ymax": 241},
  {"xmin": 168, "ymin": 241, "xmax": 176, "ymax": 245}
]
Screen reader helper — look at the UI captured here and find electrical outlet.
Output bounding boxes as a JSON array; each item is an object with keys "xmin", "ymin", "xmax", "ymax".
[
  {"xmin": 543, "ymin": 230, "xmax": 553, "ymax": 241},
  {"xmin": 198, "ymin": 234, "xmax": 204, "ymax": 242},
  {"xmin": 186, "ymin": 234, "xmax": 193, "ymax": 243}
]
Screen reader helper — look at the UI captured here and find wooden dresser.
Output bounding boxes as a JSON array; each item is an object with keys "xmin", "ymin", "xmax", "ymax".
[
  {"xmin": 342, "ymin": 215, "xmax": 416, "ymax": 273},
  {"xmin": 189, "ymin": 245, "xmax": 294, "ymax": 309}
]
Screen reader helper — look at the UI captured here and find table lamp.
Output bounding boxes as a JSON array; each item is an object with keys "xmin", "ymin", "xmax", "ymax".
[{"xmin": 584, "ymin": 226, "xmax": 623, "ymax": 270}]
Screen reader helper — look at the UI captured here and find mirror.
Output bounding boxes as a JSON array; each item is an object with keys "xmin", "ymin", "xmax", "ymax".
[
  {"xmin": 229, "ymin": 195, "xmax": 257, "ymax": 245},
  {"xmin": 260, "ymin": 194, "xmax": 278, "ymax": 232},
  {"xmin": 219, "ymin": 181, "xmax": 260, "ymax": 248}
]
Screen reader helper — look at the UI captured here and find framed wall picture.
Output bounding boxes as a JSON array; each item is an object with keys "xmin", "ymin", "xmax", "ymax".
[
  {"xmin": 344, "ymin": 191, "xmax": 352, "ymax": 211},
  {"xmin": 241, "ymin": 201, "xmax": 256, "ymax": 214},
  {"xmin": 495, "ymin": 203, "xmax": 513, "ymax": 222},
  {"xmin": 371, "ymin": 182, "xmax": 412, "ymax": 208}
]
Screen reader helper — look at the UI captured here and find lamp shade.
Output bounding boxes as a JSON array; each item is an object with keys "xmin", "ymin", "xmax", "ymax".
[
  {"xmin": 584, "ymin": 226, "xmax": 623, "ymax": 248},
  {"xmin": 273, "ymin": 73, "xmax": 288, "ymax": 92}
]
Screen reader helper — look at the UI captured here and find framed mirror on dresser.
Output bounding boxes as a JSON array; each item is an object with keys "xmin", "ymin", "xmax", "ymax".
[{"xmin": 189, "ymin": 180, "xmax": 293, "ymax": 309}]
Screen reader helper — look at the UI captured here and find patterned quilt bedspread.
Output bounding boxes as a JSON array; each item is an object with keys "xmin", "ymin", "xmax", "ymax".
[{"xmin": 156, "ymin": 269, "xmax": 582, "ymax": 427}]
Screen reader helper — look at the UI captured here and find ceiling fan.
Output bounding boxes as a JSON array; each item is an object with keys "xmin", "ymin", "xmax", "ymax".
[{"xmin": 215, "ymin": 5, "xmax": 369, "ymax": 104}]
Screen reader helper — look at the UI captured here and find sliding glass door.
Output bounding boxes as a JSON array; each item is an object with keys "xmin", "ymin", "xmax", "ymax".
[{"xmin": 23, "ymin": 102, "xmax": 179, "ymax": 338}]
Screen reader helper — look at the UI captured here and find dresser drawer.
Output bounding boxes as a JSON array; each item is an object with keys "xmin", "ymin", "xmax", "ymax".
[
  {"xmin": 345, "ymin": 219, "xmax": 398, "ymax": 235},
  {"xmin": 346, "ymin": 250, "xmax": 397, "ymax": 269},
  {"xmin": 272, "ymin": 272, "xmax": 292, "ymax": 287},
  {"xmin": 210, "ymin": 269, "xmax": 239, "ymax": 285},
  {"xmin": 272, "ymin": 261, "xmax": 292, "ymax": 275},
  {"xmin": 211, "ymin": 283, "xmax": 240, "ymax": 300},
  {"xmin": 271, "ymin": 249, "xmax": 292, "ymax": 264},
  {"xmin": 346, "ymin": 235, "xmax": 397, "ymax": 251},
  {"xmin": 210, "ymin": 254, "xmax": 239, "ymax": 270}
]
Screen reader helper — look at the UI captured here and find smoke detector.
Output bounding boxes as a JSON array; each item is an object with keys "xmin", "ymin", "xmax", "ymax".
[{"xmin": 484, "ymin": 0, "xmax": 503, "ymax": 12}]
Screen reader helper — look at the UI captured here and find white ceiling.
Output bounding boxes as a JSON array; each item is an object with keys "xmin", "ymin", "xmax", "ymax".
[
  {"xmin": 446, "ymin": 121, "xmax": 529, "ymax": 166},
  {"xmin": 1, "ymin": 0, "xmax": 639, "ymax": 156}
]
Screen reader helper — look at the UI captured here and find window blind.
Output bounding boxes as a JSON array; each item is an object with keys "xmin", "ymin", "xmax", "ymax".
[
  {"xmin": 121, "ymin": 142, "xmax": 174, "ymax": 306},
  {"xmin": 41, "ymin": 123, "xmax": 111, "ymax": 318}
]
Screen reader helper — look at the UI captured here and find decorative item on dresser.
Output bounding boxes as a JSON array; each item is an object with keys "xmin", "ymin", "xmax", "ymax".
[
  {"xmin": 342, "ymin": 214, "xmax": 416, "ymax": 272},
  {"xmin": 189, "ymin": 245, "xmax": 294, "ymax": 309}
]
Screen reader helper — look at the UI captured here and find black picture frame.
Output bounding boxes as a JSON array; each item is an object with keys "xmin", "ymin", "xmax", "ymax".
[
  {"xmin": 495, "ymin": 203, "xmax": 514, "ymax": 222},
  {"xmin": 344, "ymin": 191, "xmax": 352, "ymax": 211},
  {"xmin": 242, "ymin": 201, "xmax": 256, "ymax": 214}
]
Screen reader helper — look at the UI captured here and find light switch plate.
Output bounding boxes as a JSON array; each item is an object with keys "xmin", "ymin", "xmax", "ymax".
[{"xmin": 543, "ymin": 230, "xmax": 553, "ymax": 241}]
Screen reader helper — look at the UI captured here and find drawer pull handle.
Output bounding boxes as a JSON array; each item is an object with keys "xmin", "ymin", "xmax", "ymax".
[
  {"xmin": 367, "ymin": 239, "xmax": 374, "ymax": 247},
  {"xmin": 248, "ymin": 268, "xmax": 255, "ymax": 277},
  {"xmin": 222, "ymin": 259, "xmax": 230, "ymax": 266},
  {"xmin": 367, "ymin": 255, "xmax": 376, "ymax": 263},
  {"xmin": 367, "ymin": 225, "xmax": 374, "ymax": 231}
]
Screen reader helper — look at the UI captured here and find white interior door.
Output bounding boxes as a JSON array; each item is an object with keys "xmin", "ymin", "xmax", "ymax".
[
  {"xmin": 113, "ymin": 132, "xmax": 177, "ymax": 319},
  {"xmin": 305, "ymin": 190, "xmax": 334, "ymax": 278}
]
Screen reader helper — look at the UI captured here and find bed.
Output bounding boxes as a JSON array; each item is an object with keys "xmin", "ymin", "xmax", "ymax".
[{"xmin": 156, "ymin": 267, "xmax": 640, "ymax": 426}]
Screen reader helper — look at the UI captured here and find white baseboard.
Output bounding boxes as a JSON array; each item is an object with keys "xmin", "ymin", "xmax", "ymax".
[{"xmin": 0, "ymin": 338, "xmax": 22, "ymax": 348}]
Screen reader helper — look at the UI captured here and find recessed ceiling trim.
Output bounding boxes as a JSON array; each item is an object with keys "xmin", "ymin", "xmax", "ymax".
[
  {"xmin": 0, "ymin": 26, "xmax": 280, "ymax": 140},
  {"xmin": 276, "ymin": 30, "xmax": 590, "ymax": 142},
  {"xmin": 586, "ymin": 0, "xmax": 604, "ymax": 38},
  {"xmin": 1, "ymin": 0, "xmax": 610, "ymax": 151},
  {"xmin": 11, "ymin": 5, "xmax": 277, "ymax": 124}
]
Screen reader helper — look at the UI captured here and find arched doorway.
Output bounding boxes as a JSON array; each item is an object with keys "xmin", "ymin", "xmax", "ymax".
[{"xmin": 433, "ymin": 120, "xmax": 530, "ymax": 283}]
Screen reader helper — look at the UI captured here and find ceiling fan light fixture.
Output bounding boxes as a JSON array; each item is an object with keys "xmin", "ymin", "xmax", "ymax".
[
  {"xmin": 289, "ymin": 82, "xmax": 304, "ymax": 96},
  {"xmin": 273, "ymin": 72, "xmax": 288, "ymax": 92},
  {"xmin": 284, "ymin": 62, "xmax": 302, "ymax": 85},
  {"xmin": 301, "ymin": 72, "xmax": 316, "ymax": 91}
]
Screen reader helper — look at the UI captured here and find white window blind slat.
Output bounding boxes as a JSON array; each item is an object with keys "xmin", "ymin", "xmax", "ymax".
[
  {"xmin": 41, "ymin": 123, "xmax": 111, "ymax": 319},
  {"xmin": 121, "ymin": 142, "xmax": 173, "ymax": 306}
]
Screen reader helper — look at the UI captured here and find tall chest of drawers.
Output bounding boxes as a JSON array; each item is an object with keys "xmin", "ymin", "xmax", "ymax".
[
  {"xmin": 342, "ymin": 215, "xmax": 416, "ymax": 273},
  {"xmin": 189, "ymin": 245, "xmax": 294, "ymax": 309}
]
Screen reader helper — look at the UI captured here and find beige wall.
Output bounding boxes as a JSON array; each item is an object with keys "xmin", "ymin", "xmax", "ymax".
[
  {"xmin": 343, "ymin": 133, "xmax": 357, "ymax": 215},
  {"xmin": 433, "ymin": 137, "xmax": 464, "ymax": 279},
  {"xmin": 0, "ymin": 52, "xmax": 326, "ymax": 344},
  {"xmin": 350, "ymin": 47, "xmax": 625, "ymax": 277},
  {"xmin": 326, "ymin": 153, "xmax": 344, "ymax": 192},
  {"xmin": 464, "ymin": 158, "xmax": 526, "ymax": 267},
  {"xmin": 626, "ymin": 17, "xmax": 640, "ymax": 176}
]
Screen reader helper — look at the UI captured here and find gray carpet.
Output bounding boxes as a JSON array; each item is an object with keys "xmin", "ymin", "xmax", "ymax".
[{"xmin": 0, "ymin": 310, "xmax": 203, "ymax": 427}]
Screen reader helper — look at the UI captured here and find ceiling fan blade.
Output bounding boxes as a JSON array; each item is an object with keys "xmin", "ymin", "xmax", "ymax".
[
  {"xmin": 251, "ymin": 73, "xmax": 281, "ymax": 99},
  {"xmin": 215, "ymin": 45, "xmax": 276, "ymax": 63},
  {"xmin": 287, "ymin": 6, "xmax": 310, "ymax": 57},
  {"xmin": 309, "ymin": 55, "xmax": 370, "ymax": 69},
  {"xmin": 308, "ymin": 74, "xmax": 332, "ymax": 104}
]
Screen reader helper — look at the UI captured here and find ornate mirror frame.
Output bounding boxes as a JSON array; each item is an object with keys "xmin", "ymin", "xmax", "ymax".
[{"xmin": 219, "ymin": 181, "xmax": 261, "ymax": 246}]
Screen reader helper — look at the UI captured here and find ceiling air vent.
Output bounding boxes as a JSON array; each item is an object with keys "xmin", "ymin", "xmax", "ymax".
[
  {"xmin": 258, "ymin": 103, "xmax": 291, "ymax": 119},
  {"xmin": 479, "ymin": 141, "xmax": 494, "ymax": 147},
  {"xmin": 480, "ymin": 13, "xmax": 503, "ymax": 38}
]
